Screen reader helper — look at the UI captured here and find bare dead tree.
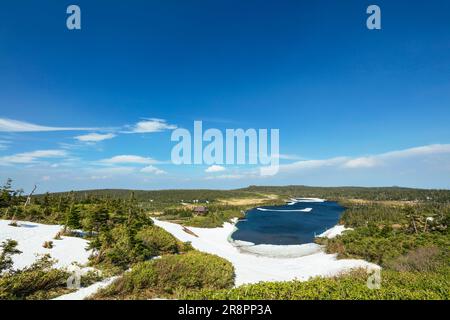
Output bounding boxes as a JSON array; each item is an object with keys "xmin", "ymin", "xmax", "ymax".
[
  {"xmin": 23, "ymin": 185, "xmax": 37, "ymax": 208},
  {"xmin": 412, "ymin": 218, "xmax": 418, "ymax": 234},
  {"xmin": 10, "ymin": 185, "xmax": 37, "ymax": 226}
]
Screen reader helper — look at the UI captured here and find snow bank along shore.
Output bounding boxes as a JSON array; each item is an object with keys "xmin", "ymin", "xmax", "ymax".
[
  {"xmin": 318, "ymin": 225, "xmax": 353, "ymax": 238},
  {"xmin": 153, "ymin": 218, "xmax": 379, "ymax": 286}
]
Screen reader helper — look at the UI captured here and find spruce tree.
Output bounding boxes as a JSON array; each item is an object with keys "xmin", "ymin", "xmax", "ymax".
[{"xmin": 66, "ymin": 205, "xmax": 82, "ymax": 229}]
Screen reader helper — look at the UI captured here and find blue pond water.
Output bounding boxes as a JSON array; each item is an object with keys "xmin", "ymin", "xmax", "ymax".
[{"xmin": 231, "ymin": 201, "xmax": 344, "ymax": 245}]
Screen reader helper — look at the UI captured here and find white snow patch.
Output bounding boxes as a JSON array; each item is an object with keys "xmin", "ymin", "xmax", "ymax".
[
  {"xmin": 0, "ymin": 220, "xmax": 92, "ymax": 270},
  {"xmin": 317, "ymin": 225, "xmax": 353, "ymax": 239},
  {"xmin": 256, "ymin": 207, "xmax": 312, "ymax": 213},
  {"xmin": 53, "ymin": 276, "xmax": 118, "ymax": 300},
  {"xmin": 290, "ymin": 198, "xmax": 326, "ymax": 203},
  {"xmin": 287, "ymin": 198, "xmax": 326, "ymax": 205},
  {"xmin": 235, "ymin": 242, "xmax": 322, "ymax": 258},
  {"xmin": 152, "ymin": 219, "xmax": 379, "ymax": 286}
]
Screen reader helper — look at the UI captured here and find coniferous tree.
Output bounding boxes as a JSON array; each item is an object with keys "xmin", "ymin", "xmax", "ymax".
[
  {"xmin": 0, "ymin": 179, "xmax": 13, "ymax": 208},
  {"xmin": 66, "ymin": 204, "xmax": 82, "ymax": 230},
  {"xmin": 42, "ymin": 192, "xmax": 52, "ymax": 216},
  {"xmin": 86, "ymin": 204, "xmax": 110, "ymax": 233},
  {"xmin": 0, "ymin": 239, "xmax": 21, "ymax": 272}
]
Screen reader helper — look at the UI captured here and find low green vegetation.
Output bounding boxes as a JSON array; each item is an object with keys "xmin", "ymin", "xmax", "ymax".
[
  {"xmin": 311, "ymin": 200, "xmax": 449, "ymax": 300},
  {"xmin": 92, "ymin": 251, "xmax": 235, "ymax": 299},
  {"xmin": 136, "ymin": 225, "xmax": 193, "ymax": 254},
  {"xmin": 318, "ymin": 202, "xmax": 449, "ymax": 266},
  {"xmin": 157, "ymin": 204, "xmax": 248, "ymax": 228},
  {"xmin": 0, "ymin": 254, "xmax": 72, "ymax": 300},
  {"xmin": 338, "ymin": 201, "xmax": 449, "ymax": 228},
  {"xmin": 183, "ymin": 268, "xmax": 449, "ymax": 300},
  {"xmin": 320, "ymin": 225, "xmax": 449, "ymax": 266}
]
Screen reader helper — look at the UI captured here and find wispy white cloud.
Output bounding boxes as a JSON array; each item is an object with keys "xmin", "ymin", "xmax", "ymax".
[
  {"xmin": 140, "ymin": 165, "xmax": 166, "ymax": 175},
  {"xmin": 124, "ymin": 118, "xmax": 177, "ymax": 133},
  {"xmin": 343, "ymin": 157, "xmax": 379, "ymax": 168},
  {"xmin": 0, "ymin": 140, "xmax": 10, "ymax": 150},
  {"xmin": 342, "ymin": 144, "xmax": 450, "ymax": 169},
  {"xmin": 274, "ymin": 154, "xmax": 305, "ymax": 160},
  {"xmin": 74, "ymin": 132, "xmax": 116, "ymax": 142},
  {"xmin": 205, "ymin": 165, "xmax": 226, "ymax": 173},
  {"xmin": 279, "ymin": 144, "xmax": 450, "ymax": 173},
  {"xmin": 99, "ymin": 155, "xmax": 157, "ymax": 165},
  {"xmin": 100, "ymin": 167, "xmax": 136, "ymax": 174},
  {"xmin": 89, "ymin": 175, "xmax": 109, "ymax": 180},
  {"xmin": 281, "ymin": 157, "xmax": 347, "ymax": 172},
  {"xmin": 87, "ymin": 166, "xmax": 137, "ymax": 176},
  {"xmin": 204, "ymin": 174, "xmax": 246, "ymax": 180},
  {"xmin": 0, "ymin": 118, "xmax": 97, "ymax": 132},
  {"xmin": 204, "ymin": 166, "xmax": 259, "ymax": 180},
  {"xmin": 0, "ymin": 149, "xmax": 68, "ymax": 164}
]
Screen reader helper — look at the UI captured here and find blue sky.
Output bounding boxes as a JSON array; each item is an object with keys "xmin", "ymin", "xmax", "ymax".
[{"xmin": 1, "ymin": 0, "xmax": 450, "ymax": 192}]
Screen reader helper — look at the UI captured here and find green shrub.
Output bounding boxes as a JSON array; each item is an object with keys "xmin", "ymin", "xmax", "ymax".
[
  {"xmin": 90, "ymin": 224, "xmax": 193, "ymax": 271},
  {"xmin": 0, "ymin": 255, "xmax": 71, "ymax": 300},
  {"xmin": 151, "ymin": 251, "xmax": 234, "ymax": 293},
  {"xmin": 93, "ymin": 251, "xmax": 235, "ymax": 299},
  {"xmin": 93, "ymin": 225, "xmax": 151, "ymax": 270},
  {"xmin": 136, "ymin": 225, "xmax": 183, "ymax": 255},
  {"xmin": 66, "ymin": 205, "xmax": 82, "ymax": 229},
  {"xmin": 0, "ymin": 239, "xmax": 22, "ymax": 272}
]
